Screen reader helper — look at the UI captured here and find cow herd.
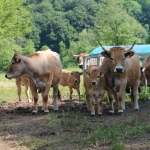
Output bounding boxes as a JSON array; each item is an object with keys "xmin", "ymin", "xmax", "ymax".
[{"xmin": 5, "ymin": 43, "xmax": 150, "ymax": 116}]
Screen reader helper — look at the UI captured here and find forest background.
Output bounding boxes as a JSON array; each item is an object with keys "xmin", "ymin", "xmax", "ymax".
[{"xmin": 0, "ymin": 0, "xmax": 150, "ymax": 71}]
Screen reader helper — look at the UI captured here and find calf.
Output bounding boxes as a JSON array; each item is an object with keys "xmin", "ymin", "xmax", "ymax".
[
  {"xmin": 5, "ymin": 49, "xmax": 62, "ymax": 114},
  {"xmin": 59, "ymin": 69, "xmax": 82, "ymax": 100},
  {"xmin": 84, "ymin": 65, "xmax": 106, "ymax": 116},
  {"xmin": 16, "ymin": 77, "xmax": 32, "ymax": 102}
]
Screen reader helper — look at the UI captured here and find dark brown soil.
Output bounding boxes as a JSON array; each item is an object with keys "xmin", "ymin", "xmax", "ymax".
[{"xmin": 0, "ymin": 99, "xmax": 150, "ymax": 150}]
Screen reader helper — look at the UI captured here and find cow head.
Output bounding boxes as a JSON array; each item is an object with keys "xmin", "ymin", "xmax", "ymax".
[
  {"xmin": 5, "ymin": 53, "xmax": 24, "ymax": 79},
  {"xmin": 85, "ymin": 65, "xmax": 104, "ymax": 86},
  {"xmin": 99, "ymin": 41, "xmax": 135, "ymax": 73},
  {"xmin": 70, "ymin": 71, "xmax": 82, "ymax": 83},
  {"xmin": 72, "ymin": 53, "xmax": 89, "ymax": 69},
  {"xmin": 141, "ymin": 66, "xmax": 150, "ymax": 86}
]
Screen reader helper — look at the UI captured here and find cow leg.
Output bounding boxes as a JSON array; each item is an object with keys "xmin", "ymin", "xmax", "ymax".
[
  {"xmin": 69, "ymin": 86, "xmax": 73, "ymax": 100},
  {"xmin": 42, "ymin": 94, "xmax": 49, "ymax": 113},
  {"xmin": 24, "ymin": 84, "xmax": 32, "ymax": 103},
  {"xmin": 107, "ymin": 88, "xmax": 115, "ymax": 114},
  {"xmin": 86, "ymin": 92, "xmax": 91, "ymax": 111},
  {"xmin": 76, "ymin": 88, "xmax": 80, "ymax": 100},
  {"xmin": 29, "ymin": 81, "xmax": 38, "ymax": 113},
  {"xmin": 90, "ymin": 94, "xmax": 95, "ymax": 116},
  {"xmin": 16, "ymin": 78, "xmax": 22, "ymax": 101},
  {"xmin": 117, "ymin": 90, "xmax": 125, "ymax": 113},
  {"xmin": 122, "ymin": 91, "xmax": 126, "ymax": 110},
  {"xmin": 97, "ymin": 96, "xmax": 103, "ymax": 116},
  {"xmin": 53, "ymin": 85, "xmax": 59, "ymax": 111},
  {"xmin": 132, "ymin": 83, "xmax": 139, "ymax": 110},
  {"xmin": 69, "ymin": 86, "xmax": 74, "ymax": 107}
]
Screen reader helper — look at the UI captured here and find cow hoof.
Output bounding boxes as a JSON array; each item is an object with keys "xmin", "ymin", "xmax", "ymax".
[
  {"xmin": 98, "ymin": 114, "xmax": 102, "ymax": 117},
  {"xmin": 54, "ymin": 110, "xmax": 59, "ymax": 113},
  {"xmin": 134, "ymin": 109, "xmax": 140, "ymax": 112},
  {"xmin": 109, "ymin": 112, "xmax": 114, "ymax": 116},
  {"xmin": 32, "ymin": 112, "xmax": 37, "ymax": 115},
  {"xmin": 91, "ymin": 114, "xmax": 95, "ymax": 117},
  {"xmin": 118, "ymin": 112, "xmax": 124, "ymax": 116},
  {"xmin": 44, "ymin": 111, "xmax": 49, "ymax": 115}
]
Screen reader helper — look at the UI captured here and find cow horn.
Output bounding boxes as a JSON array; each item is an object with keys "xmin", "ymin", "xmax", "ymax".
[
  {"xmin": 125, "ymin": 41, "xmax": 136, "ymax": 52},
  {"xmin": 98, "ymin": 41, "xmax": 109, "ymax": 52},
  {"xmin": 70, "ymin": 52, "xmax": 79, "ymax": 57},
  {"xmin": 142, "ymin": 67, "xmax": 146, "ymax": 72}
]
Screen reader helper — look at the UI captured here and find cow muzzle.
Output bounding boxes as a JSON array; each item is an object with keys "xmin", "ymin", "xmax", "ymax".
[
  {"xmin": 114, "ymin": 66, "xmax": 124, "ymax": 73},
  {"xmin": 5, "ymin": 74, "xmax": 11, "ymax": 79},
  {"xmin": 79, "ymin": 64, "xmax": 83, "ymax": 69},
  {"xmin": 91, "ymin": 81, "xmax": 97, "ymax": 85},
  {"xmin": 74, "ymin": 80, "xmax": 78, "ymax": 83}
]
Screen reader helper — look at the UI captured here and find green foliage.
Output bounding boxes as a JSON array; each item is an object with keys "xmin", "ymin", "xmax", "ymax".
[
  {"xmin": 0, "ymin": 0, "xmax": 32, "ymax": 71},
  {"xmin": 138, "ymin": 87, "xmax": 150, "ymax": 101},
  {"xmin": 0, "ymin": 0, "xmax": 31, "ymax": 40},
  {"xmin": 40, "ymin": 45, "xmax": 50, "ymax": 51},
  {"xmin": 94, "ymin": 0, "xmax": 148, "ymax": 45}
]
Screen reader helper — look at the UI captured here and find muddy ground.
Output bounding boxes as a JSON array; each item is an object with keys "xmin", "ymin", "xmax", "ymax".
[{"xmin": 0, "ymin": 99, "xmax": 150, "ymax": 150}]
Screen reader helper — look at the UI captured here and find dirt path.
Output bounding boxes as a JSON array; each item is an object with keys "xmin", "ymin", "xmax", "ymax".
[{"xmin": 0, "ymin": 99, "xmax": 150, "ymax": 150}]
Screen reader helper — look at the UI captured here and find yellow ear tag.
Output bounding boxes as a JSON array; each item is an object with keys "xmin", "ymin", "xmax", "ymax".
[
  {"xmin": 101, "ymin": 73, "xmax": 104, "ymax": 77},
  {"xmin": 86, "ymin": 74, "xmax": 90, "ymax": 78}
]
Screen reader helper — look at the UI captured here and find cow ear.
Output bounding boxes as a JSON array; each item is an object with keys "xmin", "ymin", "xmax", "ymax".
[
  {"xmin": 124, "ymin": 51, "xmax": 134, "ymax": 58},
  {"xmin": 101, "ymin": 51, "xmax": 111, "ymax": 58},
  {"xmin": 84, "ymin": 70, "xmax": 90, "ymax": 78},
  {"xmin": 100, "ymin": 72, "xmax": 105, "ymax": 77}
]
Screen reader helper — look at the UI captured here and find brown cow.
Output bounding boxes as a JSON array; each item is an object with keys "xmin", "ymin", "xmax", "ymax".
[
  {"xmin": 72, "ymin": 53, "xmax": 89, "ymax": 69},
  {"xmin": 59, "ymin": 69, "xmax": 82, "ymax": 101},
  {"xmin": 16, "ymin": 77, "xmax": 32, "ymax": 102},
  {"xmin": 5, "ymin": 49, "xmax": 62, "ymax": 114},
  {"xmin": 141, "ymin": 55, "xmax": 150, "ymax": 86},
  {"xmin": 84, "ymin": 65, "xmax": 106, "ymax": 116},
  {"xmin": 100, "ymin": 41, "xmax": 141, "ymax": 114}
]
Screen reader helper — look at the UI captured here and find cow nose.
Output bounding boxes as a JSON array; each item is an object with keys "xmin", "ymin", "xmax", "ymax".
[
  {"xmin": 91, "ymin": 81, "xmax": 97, "ymax": 85},
  {"xmin": 79, "ymin": 64, "xmax": 83, "ymax": 69},
  {"xmin": 116, "ymin": 67, "xmax": 123, "ymax": 73}
]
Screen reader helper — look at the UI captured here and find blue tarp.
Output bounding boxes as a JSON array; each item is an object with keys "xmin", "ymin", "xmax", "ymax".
[{"xmin": 90, "ymin": 45, "xmax": 150, "ymax": 56}]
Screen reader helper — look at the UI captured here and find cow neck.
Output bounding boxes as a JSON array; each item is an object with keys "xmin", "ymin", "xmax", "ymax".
[{"xmin": 21, "ymin": 55, "xmax": 41, "ymax": 86}]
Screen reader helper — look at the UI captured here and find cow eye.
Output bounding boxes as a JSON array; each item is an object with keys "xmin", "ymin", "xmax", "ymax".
[
  {"xmin": 110, "ymin": 57, "xmax": 113, "ymax": 60},
  {"xmin": 12, "ymin": 62, "xmax": 15, "ymax": 65},
  {"xmin": 97, "ymin": 75, "xmax": 100, "ymax": 78}
]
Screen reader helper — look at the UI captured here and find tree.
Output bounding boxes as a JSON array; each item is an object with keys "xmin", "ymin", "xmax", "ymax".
[
  {"xmin": 0, "ymin": 0, "xmax": 31, "ymax": 40},
  {"xmin": 94, "ymin": 0, "xmax": 148, "ymax": 45},
  {"xmin": 0, "ymin": 0, "xmax": 32, "ymax": 71}
]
